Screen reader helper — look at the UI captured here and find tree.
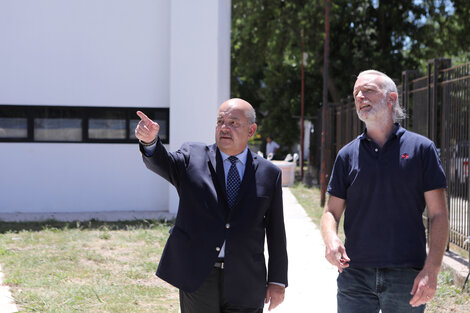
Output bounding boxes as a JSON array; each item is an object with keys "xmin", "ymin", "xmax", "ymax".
[{"xmin": 232, "ymin": 0, "xmax": 324, "ymax": 155}]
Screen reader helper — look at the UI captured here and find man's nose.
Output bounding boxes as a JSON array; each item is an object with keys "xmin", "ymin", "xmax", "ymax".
[{"xmin": 219, "ymin": 124, "xmax": 231, "ymax": 133}]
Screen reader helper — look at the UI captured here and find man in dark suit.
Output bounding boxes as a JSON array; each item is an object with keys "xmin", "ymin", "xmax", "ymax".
[{"xmin": 135, "ymin": 98, "xmax": 288, "ymax": 313}]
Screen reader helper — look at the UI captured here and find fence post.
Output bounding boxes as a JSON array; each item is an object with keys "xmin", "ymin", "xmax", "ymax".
[
  {"xmin": 467, "ymin": 63, "xmax": 470, "ymax": 273},
  {"xmin": 427, "ymin": 58, "xmax": 451, "ymax": 142},
  {"xmin": 402, "ymin": 71, "xmax": 409, "ymax": 129},
  {"xmin": 426, "ymin": 58, "xmax": 451, "ymax": 247},
  {"xmin": 401, "ymin": 70, "xmax": 420, "ymax": 129},
  {"xmin": 427, "ymin": 60, "xmax": 436, "ymax": 142}
]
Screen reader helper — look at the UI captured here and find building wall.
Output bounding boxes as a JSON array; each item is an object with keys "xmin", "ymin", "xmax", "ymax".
[
  {"xmin": 0, "ymin": 143, "xmax": 171, "ymax": 221},
  {"xmin": 168, "ymin": 0, "xmax": 231, "ymax": 214},
  {"xmin": 0, "ymin": 0, "xmax": 231, "ymax": 221},
  {"xmin": 0, "ymin": 0, "xmax": 171, "ymax": 107}
]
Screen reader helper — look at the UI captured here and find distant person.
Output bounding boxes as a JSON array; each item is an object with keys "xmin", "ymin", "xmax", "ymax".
[
  {"xmin": 266, "ymin": 136, "xmax": 280, "ymax": 160},
  {"xmin": 135, "ymin": 98, "xmax": 288, "ymax": 313},
  {"xmin": 321, "ymin": 70, "xmax": 448, "ymax": 313}
]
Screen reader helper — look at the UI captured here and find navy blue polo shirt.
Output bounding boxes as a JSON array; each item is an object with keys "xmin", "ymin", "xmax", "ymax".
[{"xmin": 327, "ymin": 124, "xmax": 447, "ymax": 268}]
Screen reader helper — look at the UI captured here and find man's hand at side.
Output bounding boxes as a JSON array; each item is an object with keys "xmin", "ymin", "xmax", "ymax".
[
  {"xmin": 321, "ymin": 195, "xmax": 350, "ymax": 272},
  {"xmin": 324, "ymin": 235, "xmax": 350, "ymax": 273},
  {"xmin": 265, "ymin": 284, "xmax": 285, "ymax": 311},
  {"xmin": 410, "ymin": 188, "xmax": 448, "ymax": 307},
  {"xmin": 135, "ymin": 111, "xmax": 160, "ymax": 144},
  {"xmin": 409, "ymin": 266, "xmax": 438, "ymax": 307}
]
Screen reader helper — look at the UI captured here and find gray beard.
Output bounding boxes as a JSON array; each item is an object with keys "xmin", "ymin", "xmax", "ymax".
[{"xmin": 357, "ymin": 98, "xmax": 389, "ymax": 126}]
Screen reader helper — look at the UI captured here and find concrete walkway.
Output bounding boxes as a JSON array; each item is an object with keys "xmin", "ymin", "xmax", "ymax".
[
  {"xmin": 264, "ymin": 187, "xmax": 338, "ymax": 313},
  {"xmin": 0, "ymin": 265, "xmax": 18, "ymax": 313}
]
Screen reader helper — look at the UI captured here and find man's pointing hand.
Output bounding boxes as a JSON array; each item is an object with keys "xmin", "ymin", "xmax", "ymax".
[{"xmin": 135, "ymin": 111, "xmax": 160, "ymax": 144}]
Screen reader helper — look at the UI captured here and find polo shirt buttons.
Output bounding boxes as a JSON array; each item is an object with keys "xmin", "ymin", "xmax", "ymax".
[
  {"xmin": 216, "ymin": 247, "xmax": 221, "ymax": 252},
  {"xmin": 225, "ymin": 223, "xmax": 230, "ymax": 229},
  {"xmin": 375, "ymin": 148, "xmax": 378, "ymax": 152}
]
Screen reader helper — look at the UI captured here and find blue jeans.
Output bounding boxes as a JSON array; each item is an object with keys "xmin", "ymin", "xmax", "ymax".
[{"xmin": 337, "ymin": 267, "xmax": 425, "ymax": 313}]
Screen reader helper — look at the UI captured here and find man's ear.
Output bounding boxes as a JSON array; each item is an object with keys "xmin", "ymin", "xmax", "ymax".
[
  {"xmin": 248, "ymin": 124, "xmax": 257, "ymax": 137},
  {"xmin": 388, "ymin": 92, "xmax": 398, "ymax": 107}
]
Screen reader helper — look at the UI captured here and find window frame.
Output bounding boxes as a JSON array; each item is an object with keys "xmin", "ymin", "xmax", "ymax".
[{"xmin": 0, "ymin": 105, "xmax": 169, "ymax": 144}]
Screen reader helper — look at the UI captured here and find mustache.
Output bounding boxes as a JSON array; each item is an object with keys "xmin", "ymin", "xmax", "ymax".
[{"xmin": 218, "ymin": 131, "xmax": 232, "ymax": 139}]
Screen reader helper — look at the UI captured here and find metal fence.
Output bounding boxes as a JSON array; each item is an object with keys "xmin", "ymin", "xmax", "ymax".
[
  {"xmin": 321, "ymin": 59, "xmax": 470, "ymax": 267},
  {"xmin": 440, "ymin": 62, "xmax": 470, "ymax": 253}
]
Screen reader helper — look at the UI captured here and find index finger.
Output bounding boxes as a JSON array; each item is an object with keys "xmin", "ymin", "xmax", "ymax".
[{"xmin": 136, "ymin": 111, "xmax": 152, "ymax": 124}]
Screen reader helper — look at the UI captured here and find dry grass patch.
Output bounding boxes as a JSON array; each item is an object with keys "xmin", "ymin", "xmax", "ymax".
[{"xmin": 0, "ymin": 220, "xmax": 179, "ymax": 313}]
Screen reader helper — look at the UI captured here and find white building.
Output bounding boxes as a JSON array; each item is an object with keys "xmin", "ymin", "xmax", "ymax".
[{"xmin": 0, "ymin": 0, "xmax": 231, "ymax": 221}]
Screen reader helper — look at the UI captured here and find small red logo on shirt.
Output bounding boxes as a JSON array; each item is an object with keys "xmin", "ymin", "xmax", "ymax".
[{"xmin": 401, "ymin": 153, "xmax": 409, "ymax": 159}]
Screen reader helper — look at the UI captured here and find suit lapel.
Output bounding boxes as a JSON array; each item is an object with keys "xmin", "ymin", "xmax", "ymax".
[
  {"xmin": 207, "ymin": 144, "xmax": 226, "ymax": 190},
  {"xmin": 207, "ymin": 144, "xmax": 230, "ymax": 219}
]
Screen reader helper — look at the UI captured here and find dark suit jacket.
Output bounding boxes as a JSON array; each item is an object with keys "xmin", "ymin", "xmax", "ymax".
[{"xmin": 140, "ymin": 138, "xmax": 288, "ymax": 308}]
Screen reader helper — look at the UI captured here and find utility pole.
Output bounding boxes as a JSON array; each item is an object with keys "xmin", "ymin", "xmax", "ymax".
[
  {"xmin": 320, "ymin": 0, "xmax": 330, "ymax": 206},
  {"xmin": 300, "ymin": 28, "xmax": 306, "ymax": 179}
]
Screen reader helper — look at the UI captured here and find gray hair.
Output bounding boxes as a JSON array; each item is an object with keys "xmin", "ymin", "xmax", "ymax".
[
  {"xmin": 358, "ymin": 70, "xmax": 407, "ymax": 122},
  {"xmin": 245, "ymin": 106, "xmax": 256, "ymax": 124}
]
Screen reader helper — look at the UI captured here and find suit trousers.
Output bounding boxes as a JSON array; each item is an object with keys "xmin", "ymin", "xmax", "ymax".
[{"xmin": 179, "ymin": 267, "xmax": 263, "ymax": 313}]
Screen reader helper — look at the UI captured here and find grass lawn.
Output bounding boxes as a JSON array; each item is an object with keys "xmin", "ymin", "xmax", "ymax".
[
  {"xmin": 0, "ymin": 220, "xmax": 179, "ymax": 313},
  {"xmin": 290, "ymin": 182, "xmax": 469, "ymax": 313}
]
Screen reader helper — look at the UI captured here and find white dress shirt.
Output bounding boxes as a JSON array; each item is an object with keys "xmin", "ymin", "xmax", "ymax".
[{"xmin": 217, "ymin": 148, "xmax": 248, "ymax": 258}]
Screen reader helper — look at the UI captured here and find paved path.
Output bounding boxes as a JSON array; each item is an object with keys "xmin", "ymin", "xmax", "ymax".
[
  {"xmin": 0, "ymin": 265, "xmax": 18, "ymax": 313},
  {"xmin": 264, "ymin": 187, "xmax": 338, "ymax": 313}
]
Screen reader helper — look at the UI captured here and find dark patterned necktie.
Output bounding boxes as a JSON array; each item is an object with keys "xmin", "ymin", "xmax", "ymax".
[{"xmin": 227, "ymin": 156, "xmax": 241, "ymax": 208}]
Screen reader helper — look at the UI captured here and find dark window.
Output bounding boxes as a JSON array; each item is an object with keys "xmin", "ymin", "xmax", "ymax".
[
  {"xmin": 88, "ymin": 110, "xmax": 127, "ymax": 140},
  {"xmin": 34, "ymin": 107, "xmax": 82, "ymax": 141},
  {"xmin": 0, "ymin": 107, "xmax": 28, "ymax": 139},
  {"xmin": 129, "ymin": 110, "xmax": 169, "ymax": 142},
  {"xmin": 0, "ymin": 105, "xmax": 169, "ymax": 144}
]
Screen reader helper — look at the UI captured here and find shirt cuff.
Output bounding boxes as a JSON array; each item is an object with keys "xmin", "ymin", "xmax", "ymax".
[
  {"xmin": 268, "ymin": 282, "xmax": 285, "ymax": 288},
  {"xmin": 141, "ymin": 141, "xmax": 157, "ymax": 156}
]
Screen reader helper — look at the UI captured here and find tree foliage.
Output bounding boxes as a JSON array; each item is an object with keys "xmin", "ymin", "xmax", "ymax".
[
  {"xmin": 231, "ymin": 0, "xmax": 469, "ymax": 153},
  {"xmin": 231, "ymin": 0, "xmax": 324, "ymax": 155}
]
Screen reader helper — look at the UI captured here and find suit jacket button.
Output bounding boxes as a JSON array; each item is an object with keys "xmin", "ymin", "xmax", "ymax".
[
  {"xmin": 216, "ymin": 247, "xmax": 221, "ymax": 252},
  {"xmin": 225, "ymin": 223, "xmax": 230, "ymax": 229}
]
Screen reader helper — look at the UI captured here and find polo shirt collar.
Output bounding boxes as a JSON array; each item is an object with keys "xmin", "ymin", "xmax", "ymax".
[{"xmin": 359, "ymin": 123, "xmax": 405, "ymax": 142}]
